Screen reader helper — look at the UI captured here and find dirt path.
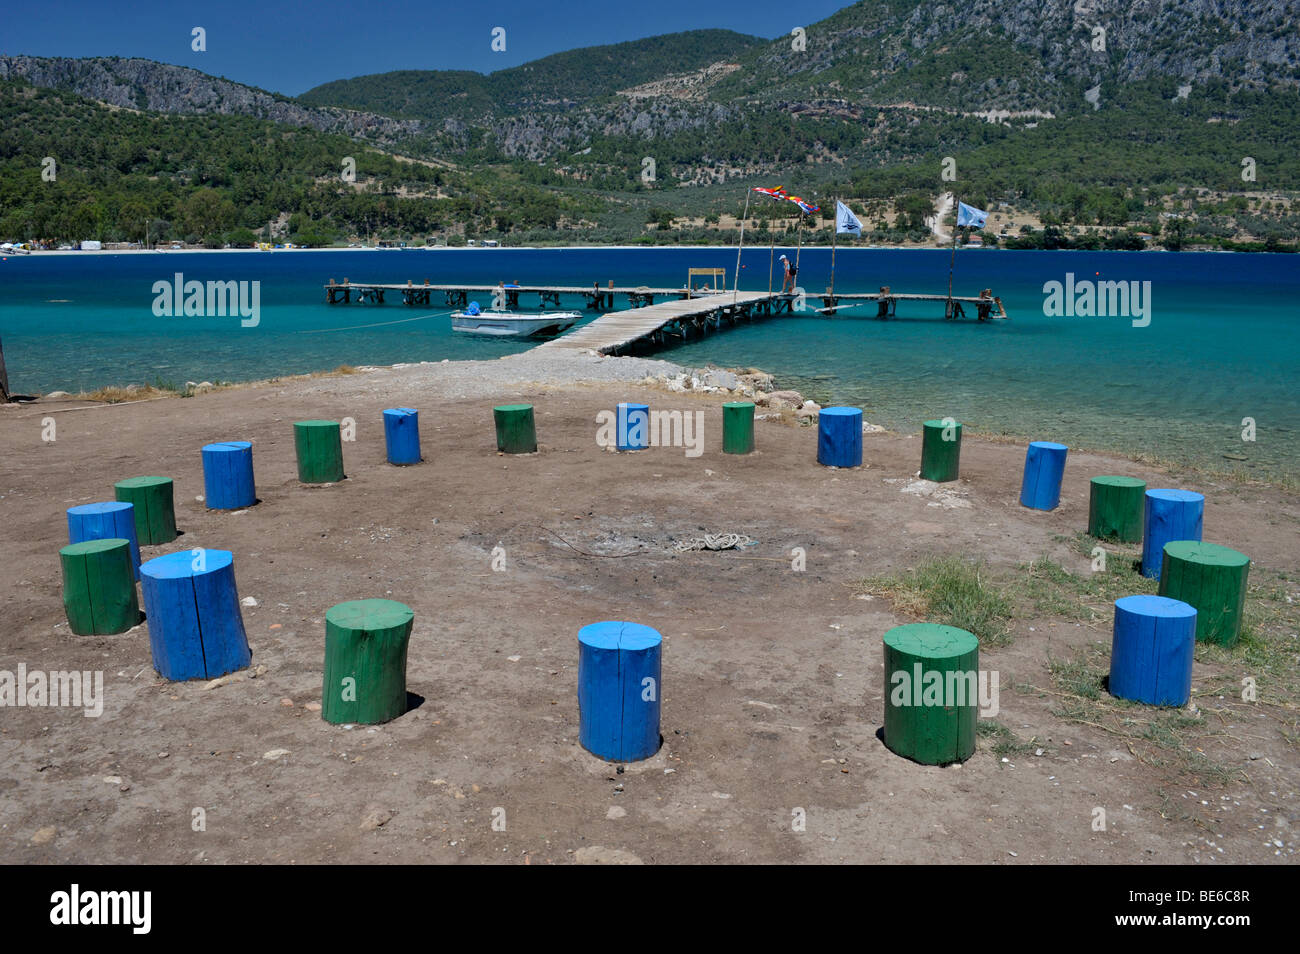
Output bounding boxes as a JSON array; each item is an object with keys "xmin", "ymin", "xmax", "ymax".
[{"xmin": 2, "ymin": 366, "xmax": 1296, "ymax": 864}]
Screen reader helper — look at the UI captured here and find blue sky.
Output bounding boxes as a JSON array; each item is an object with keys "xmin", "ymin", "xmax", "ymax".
[{"xmin": 1, "ymin": 0, "xmax": 854, "ymax": 95}]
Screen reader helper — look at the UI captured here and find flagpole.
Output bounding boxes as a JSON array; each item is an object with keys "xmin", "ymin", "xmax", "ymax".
[
  {"xmin": 768, "ymin": 230, "xmax": 775, "ymax": 296},
  {"xmin": 946, "ymin": 195, "xmax": 958, "ymax": 319},
  {"xmin": 830, "ymin": 198, "xmax": 838, "ymax": 299},
  {"xmin": 734, "ymin": 187, "xmax": 751, "ymax": 307}
]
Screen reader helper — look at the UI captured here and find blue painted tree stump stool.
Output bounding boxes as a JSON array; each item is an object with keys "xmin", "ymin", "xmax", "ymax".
[
  {"xmin": 1109, "ymin": 594, "xmax": 1197, "ymax": 706},
  {"xmin": 382, "ymin": 408, "xmax": 422, "ymax": 465},
  {"xmin": 140, "ymin": 549, "xmax": 251, "ymax": 681},
  {"xmin": 201, "ymin": 441, "xmax": 257, "ymax": 509},
  {"xmin": 67, "ymin": 501, "xmax": 141, "ymax": 579},
  {"xmin": 1141, "ymin": 488, "xmax": 1204, "ymax": 579},
  {"xmin": 616, "ymin": 402, "xmax": 649, "ymax": 451},
  {"xmin": 1020, "ymin": 441, "xmax": 1068, "ymax": 510},
  {"xmin": 578, "ymin": 621, "xmax": 662, "ymax": 761},
  {"xmin": 817, "ymin": 406, "xmax": 863, "ymax": 467}
]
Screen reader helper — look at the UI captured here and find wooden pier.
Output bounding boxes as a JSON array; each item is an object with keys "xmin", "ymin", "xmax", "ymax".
[
  {"xmin": 324, "ymin": 279, "xmax": 707, "ymax": 310},
  {"xmin": 321, "ymin": 277, "xmax": 1010, "ymax": 355},
  {"xmin": 532, "ymin": 291, "xmax": 789, "ymax": 355},
  {"xmin": 820, "ymin": 286, "xmax": 1008, "ymax": 320}
]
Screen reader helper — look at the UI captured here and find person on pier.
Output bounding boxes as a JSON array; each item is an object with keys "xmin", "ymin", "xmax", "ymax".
[{"xmin": 780, "ymin": 254, "xmax": 798, "ymax": 294}]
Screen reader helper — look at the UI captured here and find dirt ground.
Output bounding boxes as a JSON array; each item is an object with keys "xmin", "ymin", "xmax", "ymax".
[{"xmin": 2, "ymin": 372, "xmax": 1297, "ymax": 864}]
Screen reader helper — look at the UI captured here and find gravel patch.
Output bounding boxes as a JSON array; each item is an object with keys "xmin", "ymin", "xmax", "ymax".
[{"xmin": 297, "ymin": 351, "xmax": 688, "ymax": 401}]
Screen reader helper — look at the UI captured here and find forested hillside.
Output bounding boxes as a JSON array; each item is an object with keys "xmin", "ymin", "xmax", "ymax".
[{"xmin": 2, "ymin": 1, "xmax": 1299, "ymax": 249}]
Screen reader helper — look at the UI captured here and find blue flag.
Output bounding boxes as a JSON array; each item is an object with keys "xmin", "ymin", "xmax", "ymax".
[
  {"xmin": 835, "ymin": 200, "xmax": 863, "ymax": 235},
  {"xmin": 956, "ymin": 201, "xmax": 987, "ymax": 229}
]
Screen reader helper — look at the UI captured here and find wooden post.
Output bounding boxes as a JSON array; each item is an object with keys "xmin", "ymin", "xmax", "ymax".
[
  {"xmin": 733, "ymin": 188, "xmax": 751, "ymax": 307},
  {"xmin": 578, "ymin": 621, "xmax": 662, "ymax": 761},
  {"xmin": 1159, "ymin": 541, "xmax": 1250, "ymax": 646},
  {"xmin": 722, "ymin": 401, "xmax": 755, "ymax": 454},
  {"xmin": 67, "ymin": 502, "xmax": 141, "ymax": 580},
  {"xmin": 382, "ymin": 408, "xmax": 422, "ymax": 465},
  {"xmin": 1088, "ymin": 476, "xmax": 1146, "ymax": 542},
  {"xmin": 817, "ymin": 406, "xmax": 863, "ymax": 467},
  {"xmin": 141, "ymin": 549, "xmax": 251, "ymax": 681},
  {"xmin": 946, "ymin": 196, "xmax": 959, "ymax": 318},
  {"xmin": 759, "ymin": 233, "xmax": 769, "ymax": 297},
  {"xmin": 883, "ymin": 622, "xmax": 979, "ymax": 765},
  {"xmin": 201, "ymin": 441, "xmax": 257, "ymax": 509},
  {"xmin": 920, "ymin": 419, "xmax": 962, "ymax": 482},
  {"xmin": 830, "ymin": 199, "xmax": 838, "ymax": 299},
  {"xmin": 321, "ymin": 599, "xmax": 414, "ymax": 724},
  {"xmin": 494, "ymin": 404, "xmax": 537, "ymax": 454},
  {"xmin": 795, "ymin": 213, "xmax": 804, "ymax": 272},
  {"xmin": 1108, "ymin": 595, "xmax": 1197, "ymax": 705},
  {"xmin": 114, "ymin": 476, "xmax": 178, "ymax": 544},
  {"xmin": 60, "ymin": 539, "xmax": 140, "ymax": 635},
  {"xmin": 0, "ymin": 334, "xmax": 10, "ymax": 403},
  {"xmin": 294, "ymin": 420, "xmax": 345, "ymax": 483},
  {"xmin": 1019, "ymin": 441, "xmax": 1069, "ymax": 511},
  {"xmin": 1141, "ymin": 489, "xmax": 1204, "ymax": 579}
]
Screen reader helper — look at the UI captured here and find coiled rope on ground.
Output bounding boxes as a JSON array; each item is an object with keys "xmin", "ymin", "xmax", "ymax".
[{"xmin": 673, "ymin": 532, "xmax": 755, "ymax": 552}]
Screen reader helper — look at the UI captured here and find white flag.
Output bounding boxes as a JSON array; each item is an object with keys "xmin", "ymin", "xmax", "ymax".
[
  {"xmin": 836, "ymin": 200, "xmax": 863, "ymax": 235},
  {"xmin": 956, "ymin": 201, "xmax": 987, "ymax": 229}
]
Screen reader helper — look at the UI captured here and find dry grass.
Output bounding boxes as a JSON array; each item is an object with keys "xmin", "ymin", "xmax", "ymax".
[
  {"xmin": 79, "ymin": 384, "xmax": 180, "ymax": 403},
  {"xmin": 857, "ymin": 555, "xmax": 1014, "ymax": 647}
]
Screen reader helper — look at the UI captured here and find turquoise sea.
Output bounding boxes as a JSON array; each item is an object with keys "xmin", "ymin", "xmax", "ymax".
[{"xmin": 2, "ymin": 247, "xmax": 1297, "ymax": 479}]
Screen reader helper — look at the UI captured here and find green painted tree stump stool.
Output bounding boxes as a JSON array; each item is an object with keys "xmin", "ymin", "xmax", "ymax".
[
  {"xmin": 294, "ymin": 420, "xmax": 345, "ymax": 483},
  {"xmin": 321, "ymin": 599, "xmax": 415, "ymax": 725},
  {"xmin": 59, "ymin": 538, "xmax": 140, "ymax": 635},
  {"xmin": 1088, "ymin": 476, "xmax": 1146, "ymax": 543},
  {"xmin": 113, "ymin": 476, "xmax": 177, "ymax": 544},
  {"xmin": 883, "ymin": 622, "xmax": 980, "ymax": 765},
  {"xmin": 1158, "ymin": 541, "xmax": 1250, "ymax": 647},
  {"xmin": 494, "ymin": 404, "xmax": 537, "ymax": 454},
  {"xmin": 920, "ymin": 419, "xmax": 962, "ymax": 482},
  {"xmin": 722, "ymin": 401, "xmax": 755, "ymax": 454}
]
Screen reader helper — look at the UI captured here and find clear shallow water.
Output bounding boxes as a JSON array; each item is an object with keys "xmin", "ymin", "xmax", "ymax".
[{"xmin": 2, "ymin": 247, "xmax": 1297, "ymax": 479}]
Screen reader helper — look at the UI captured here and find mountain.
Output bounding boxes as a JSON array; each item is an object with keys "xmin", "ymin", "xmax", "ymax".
[
  {"xmin": 295, "ymin": 0, "xmax": 1300, "ymax": 154},
  {"xmin": 2, "ymin": 2, "xmax": 1299, "ymax": 250},
  {"xmin": 0, "ymin": 55, "xmax": 421, "ymax": 144},
  {"xmin": 299, "ymin": 29, "xmax": 766, "ymax": 120},
  {"xmin": 715, "ymin": 0, "xmax": 1300, "ymax": 112}
]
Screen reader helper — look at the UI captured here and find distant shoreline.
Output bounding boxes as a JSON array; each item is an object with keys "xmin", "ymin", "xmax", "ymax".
[{"xmin": 4, "ymin": 244, "xmax": 1271, "ymax": 257}]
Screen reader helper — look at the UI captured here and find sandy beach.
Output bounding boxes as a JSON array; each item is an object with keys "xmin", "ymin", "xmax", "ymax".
[{"xmin": 2, "ymin": 353, "xmax": 1297, "ymax": 864}]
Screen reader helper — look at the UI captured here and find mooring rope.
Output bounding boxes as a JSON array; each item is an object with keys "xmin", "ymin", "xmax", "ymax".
[
  {"xmin": 298, "ymin": 311, "xmax": 452, "ymax": 334},
  {"xmin": 674, "ymin": 532, "xmax": 756, "ymax": 552}
]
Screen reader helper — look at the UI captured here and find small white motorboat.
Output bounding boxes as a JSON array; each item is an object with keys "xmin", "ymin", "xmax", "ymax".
[{"xmin": 450, "ymin": 305, "xmax": 581, "ymax": 338}]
